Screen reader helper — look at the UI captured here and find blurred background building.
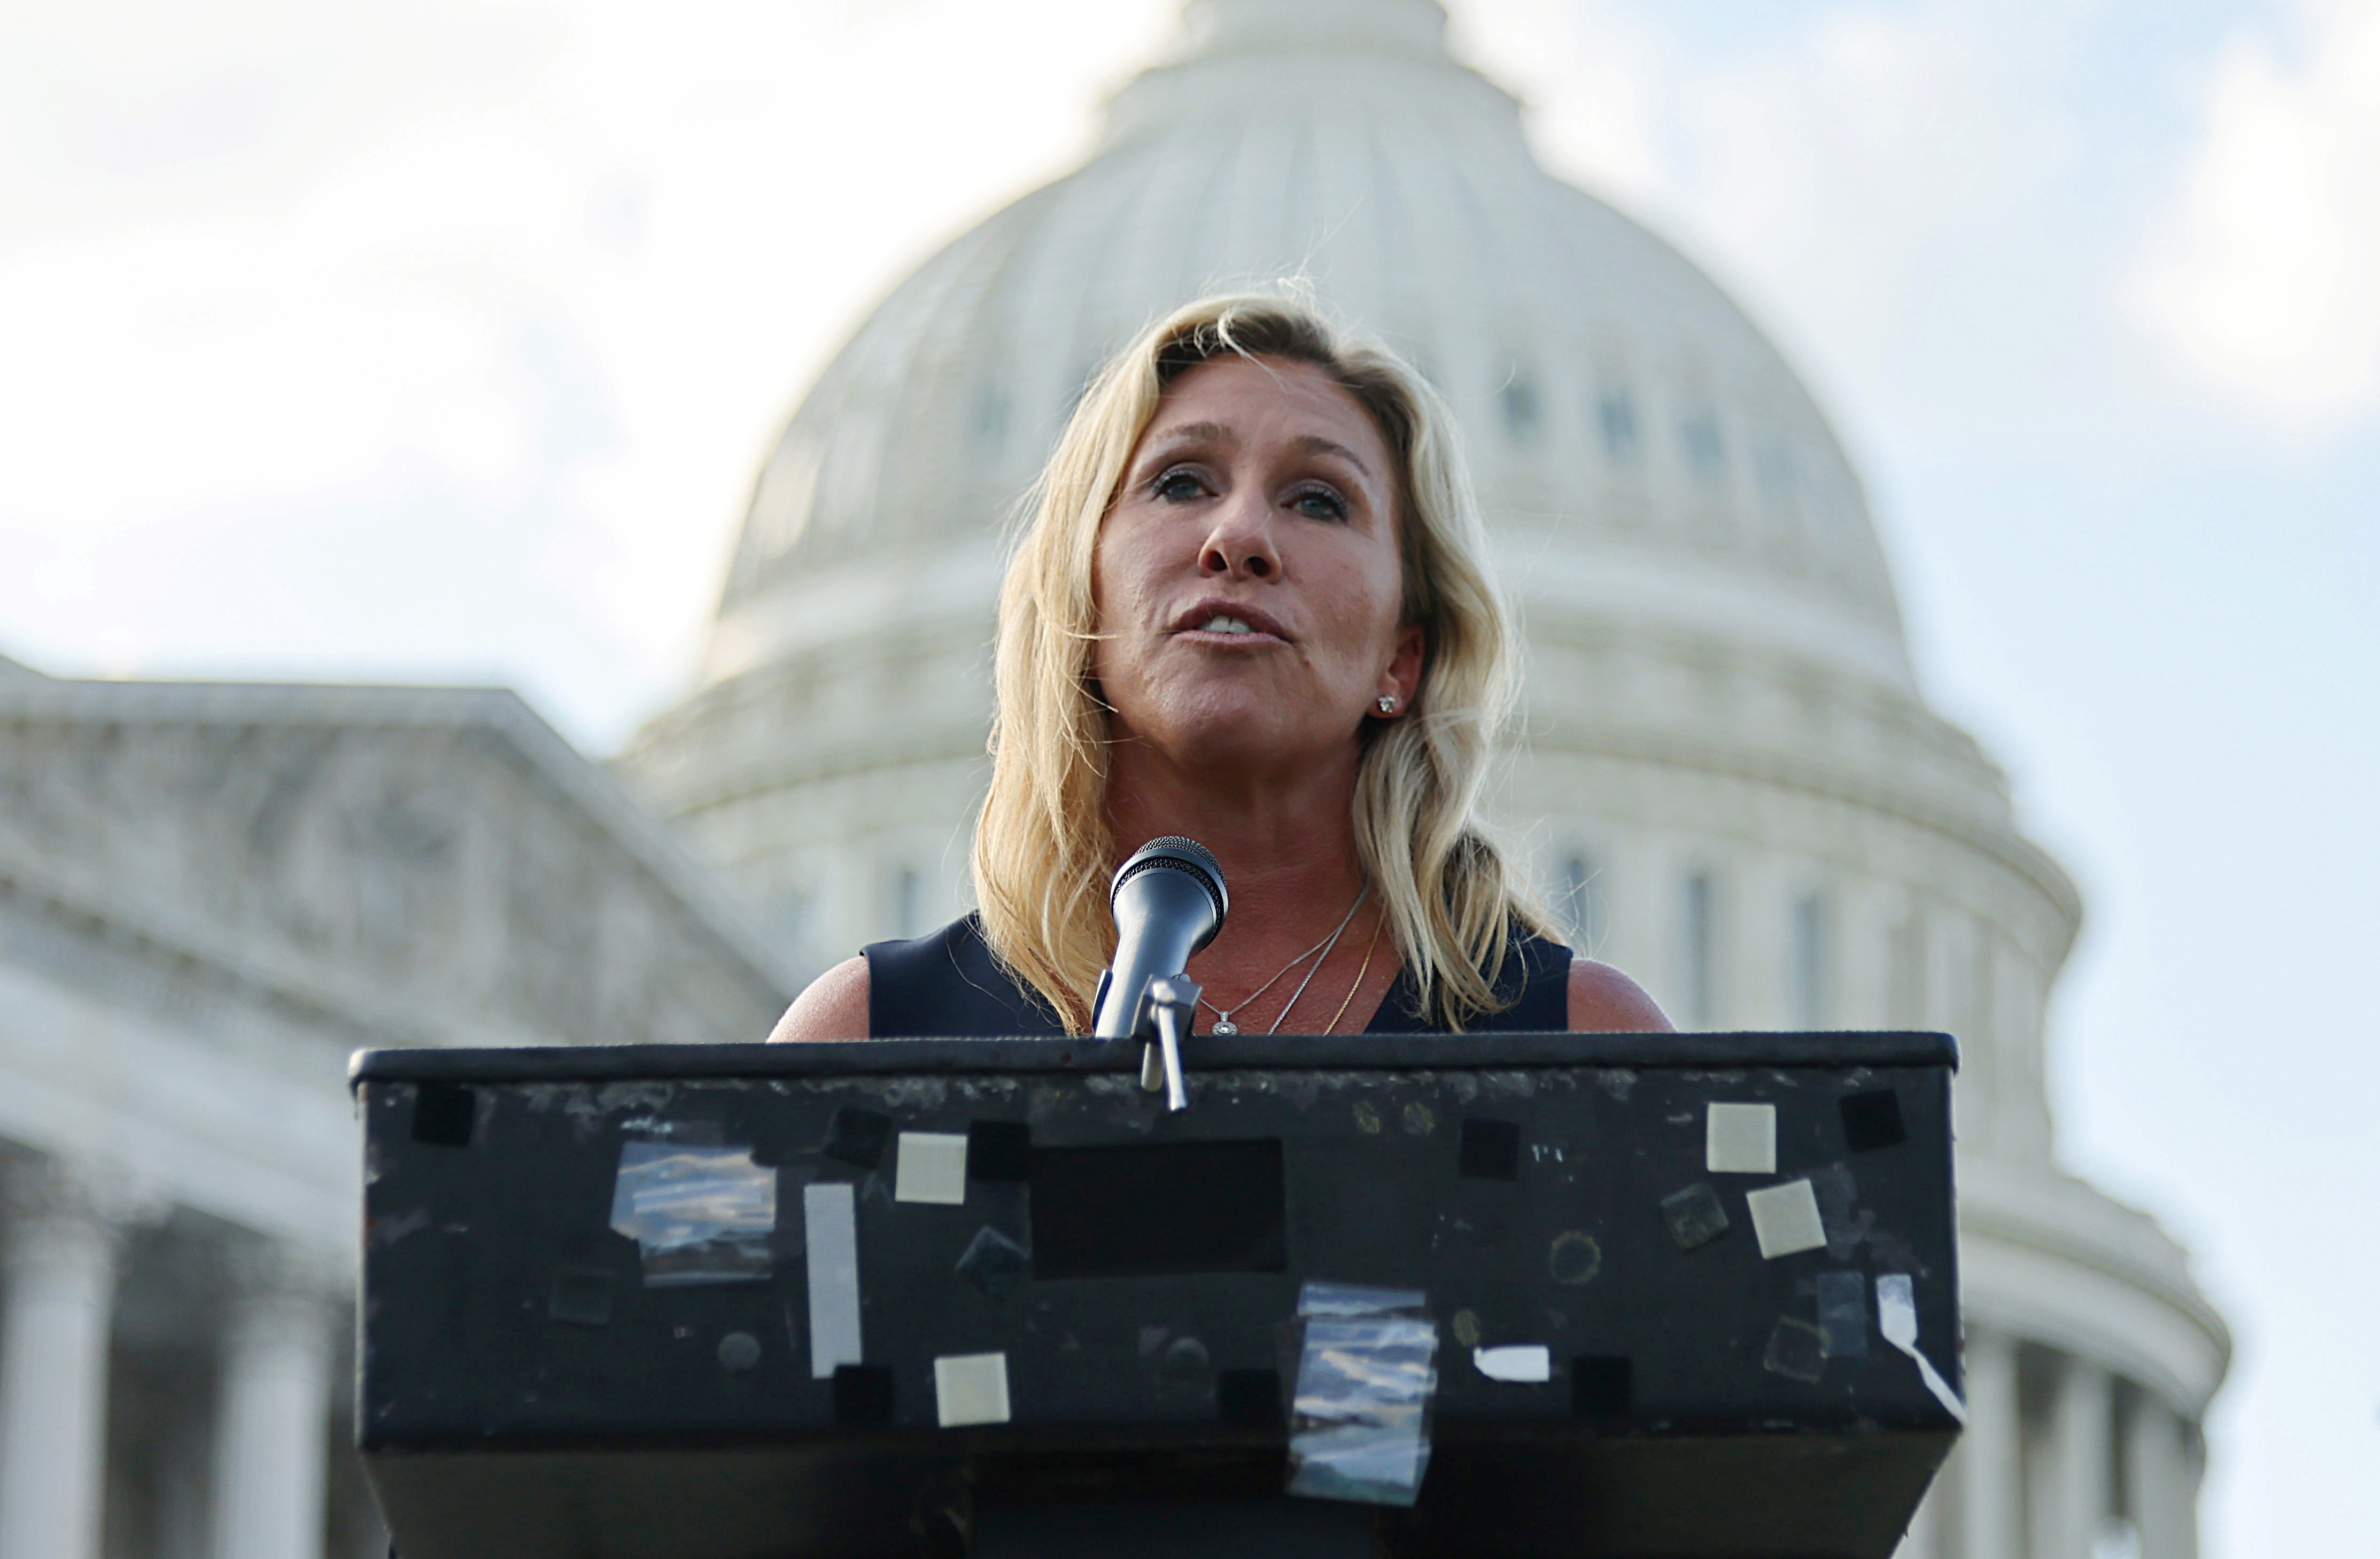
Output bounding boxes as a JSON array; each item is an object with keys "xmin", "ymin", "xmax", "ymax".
[
  {"xmin": 0, "ymin": 1, "xmax": 2224, "ymax": 1556},
  {"xmin": 0, "ymin": 667, "xmax": 790, "ymax": 1557}
]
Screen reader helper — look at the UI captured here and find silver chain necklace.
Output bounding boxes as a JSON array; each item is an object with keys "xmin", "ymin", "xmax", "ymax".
[{"xmin": 1200, "ymin": 889, "xmax": 1369, "ymax": 1035}]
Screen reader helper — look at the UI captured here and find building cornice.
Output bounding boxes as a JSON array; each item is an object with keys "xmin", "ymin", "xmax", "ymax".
[
  {"xmin": 0, "ymin": 677, "xmax": 795, "ymax": 1003},
  {"xmin": 1520, "ymin": 725, "xmax": 2082, "ymax": 953},
  {"xmin": 1958, "ymin": 1156, "xmax": 2231, "ymax": 1414},
  {"xmin": 0, "ymin": 849, "xmax": 453, "ymax": 1054}
]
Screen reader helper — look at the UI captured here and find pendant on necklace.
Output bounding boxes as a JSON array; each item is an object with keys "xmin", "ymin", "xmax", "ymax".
[{"xmin": 1212, "ymin": 1018, "xmax": 1238, "ymax": 1035}]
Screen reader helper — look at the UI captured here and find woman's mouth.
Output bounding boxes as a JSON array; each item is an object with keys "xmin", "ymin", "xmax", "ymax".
[{"xmin": 1173, "ymin": 600, "xmax": 1290, "ymax": 642}]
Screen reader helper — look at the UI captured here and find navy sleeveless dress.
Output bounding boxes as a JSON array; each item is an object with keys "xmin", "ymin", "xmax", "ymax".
[{"xmin": 863, "ymin": 912, "xmax": 1571, "ymax": 1037}]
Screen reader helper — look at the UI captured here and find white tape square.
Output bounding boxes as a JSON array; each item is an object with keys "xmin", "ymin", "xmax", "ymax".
[
  {"xmin": 934, "ymin": 1351, "xmax": 1012, "ymax": 1426},
  {"xmin": 1705, "ymin": 1103, "xmax": 1777, "ymax": 1174},
  {"xmin": 1746, "ymin": 1178, "xmax": 1827, "ymax": 1259},
  {"xmin": 895, "ymin": 1132, "xmax": 970, "ymax": 1205},
  {"xmin": 1473, "ymin": 1344, "xmax": 1552, "ymax": 1383}
]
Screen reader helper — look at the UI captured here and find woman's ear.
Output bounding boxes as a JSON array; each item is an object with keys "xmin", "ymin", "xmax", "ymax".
[{"xmin": 1377, "ymin": 622, "xmax": 1426, "ymax": 714}]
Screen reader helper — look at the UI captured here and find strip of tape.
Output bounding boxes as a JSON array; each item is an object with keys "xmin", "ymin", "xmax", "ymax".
[
  {"xmin": 804, "ymin": 1182, "xmax": 863, "ymax": 1379},
  {"xmin": 1875, "ymin": 1273, "xmax": 1965, "ymax": 1423},
  {"xmin": 1474, "ymin": 1344, "xmax": 1552, "ymax": 1383}
]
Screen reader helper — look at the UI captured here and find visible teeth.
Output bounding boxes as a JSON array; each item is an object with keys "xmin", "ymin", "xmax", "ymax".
[{"xmin": 1201, "ymin": 616, "xmax": 1253, "ymax": 634}]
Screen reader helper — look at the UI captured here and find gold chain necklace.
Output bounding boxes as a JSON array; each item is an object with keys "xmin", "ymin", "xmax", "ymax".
[{"xmin": 1312, "ymin": 914, "xmax": 1384, "ymax": 1035}]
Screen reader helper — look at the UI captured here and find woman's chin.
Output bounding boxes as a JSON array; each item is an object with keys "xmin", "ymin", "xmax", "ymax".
[{"xmin": 1128, "ymin": 699, "xmax": 1356, "ymax": 774}]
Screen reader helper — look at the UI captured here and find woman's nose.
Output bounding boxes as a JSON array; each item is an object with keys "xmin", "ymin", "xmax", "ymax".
[{"xmin": 1198, "ymin": 494, "xmax": 1280, "ymax": 579}]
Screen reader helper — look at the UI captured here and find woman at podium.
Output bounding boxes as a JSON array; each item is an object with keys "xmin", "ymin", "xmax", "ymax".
[{"xmin": 773, "ymin": 291, "xmax": 1668, "ymax": 1042}]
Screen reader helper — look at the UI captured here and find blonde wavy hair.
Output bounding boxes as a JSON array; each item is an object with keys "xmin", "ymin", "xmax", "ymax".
[{"xmin": 971, "ymin": 290, "xmax": 1553, "ymax": 1032}]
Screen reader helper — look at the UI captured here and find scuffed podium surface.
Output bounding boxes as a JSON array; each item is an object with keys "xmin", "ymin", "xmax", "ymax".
[{"xmin": 352, "ymin": 1032, "xmax": 1962, "ymax": 1558}]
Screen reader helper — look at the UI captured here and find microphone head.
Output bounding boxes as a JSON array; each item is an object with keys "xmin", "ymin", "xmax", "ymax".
[{"xmin": 1109, "ymin": 835, "xmax": 1228, "ymax": 952}]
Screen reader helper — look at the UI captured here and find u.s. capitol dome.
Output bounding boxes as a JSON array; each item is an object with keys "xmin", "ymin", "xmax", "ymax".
[{"xmin": 618, "ymin": 4, "xmax": 2226, "ymax": 1551}]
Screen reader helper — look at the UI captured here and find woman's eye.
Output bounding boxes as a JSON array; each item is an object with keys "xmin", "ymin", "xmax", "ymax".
[
  {"xmin": 1291, "ymin": 487, "xmax": 1350, "ymax": 522},
  {"xmin": 1153, "ymin": 469, "xmax": 1206, "ymax": 502}
]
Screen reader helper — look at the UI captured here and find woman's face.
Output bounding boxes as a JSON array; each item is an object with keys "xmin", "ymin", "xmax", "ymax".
[{"xmin": 1091, "ymin": 354, "xmax": 1423, "ymax": 778}]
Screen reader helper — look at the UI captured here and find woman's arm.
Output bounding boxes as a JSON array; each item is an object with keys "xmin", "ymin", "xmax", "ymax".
[
  {"xmin": 766, "ymin": 956, "xmax": 872, "ymax": 1042},
  {"xmin": 1568, "ymin": 958, "xmax": 1673, "ymax": 1033}
]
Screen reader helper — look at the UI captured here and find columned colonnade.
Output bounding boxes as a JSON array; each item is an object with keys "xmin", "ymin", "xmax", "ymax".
[
  {"xmin": 0, "ymin": 1155, "xmax": 340, "ymax": 1559},
  {"xmin": 1903, "ymin": 1326, "xmax": 2205, "ymax": 1559}
]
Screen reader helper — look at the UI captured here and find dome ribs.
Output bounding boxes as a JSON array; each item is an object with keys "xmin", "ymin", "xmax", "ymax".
[
  {"xmin": 1206, "ymin": 113, "xmax": 1304, "ymax": 299},
  {"xmin": 1084, "ymin": 138, "xmax": 1219, "ymax": 381},
  {"xmin": 1273, "ymin": 113, "xmax": 1325, "ymax": 284},
  {"xmin": 1305, "ymin": 109, "xmax": 1390, "ymax": 324},
  {"xmin": 1357, "ymin": 117, "xmax": 1439, "ymax": 371}
]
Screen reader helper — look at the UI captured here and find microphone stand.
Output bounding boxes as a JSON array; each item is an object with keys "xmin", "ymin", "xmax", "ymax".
[{"xmin": 1134, "ymin": 975, "xmax": 1200, "ymax": 1113}]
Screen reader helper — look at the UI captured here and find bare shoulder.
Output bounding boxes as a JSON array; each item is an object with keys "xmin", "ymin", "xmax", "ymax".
[
  {"xmin": 1567, "ymin": 958, "xmax": 1673, "ymax": 1033},
  {"xmin": 767, "ymin": 956, "xmax": 872, "ymax": 1042}
]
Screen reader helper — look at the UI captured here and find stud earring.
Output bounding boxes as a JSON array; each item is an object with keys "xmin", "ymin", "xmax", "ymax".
[{"xmin": 1377, "ymin": 695, "xmax": 1397, "ymax": 714}]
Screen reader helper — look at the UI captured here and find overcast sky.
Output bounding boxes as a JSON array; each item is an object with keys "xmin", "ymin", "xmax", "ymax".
[{"xmin": 3, "ymin": 1, "xmax": 2376, "ymax": 1552}]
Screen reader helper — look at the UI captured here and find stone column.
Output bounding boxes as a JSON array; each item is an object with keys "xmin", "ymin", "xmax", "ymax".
[
  {"xmin": 2040, "ymin": 1354, "xmax": 2112, "ymax": 1559},
  {"xmin": 209, "ymin": 1240, "xmax": 343, "ymax": 1559},
  {"xmin": 1956, "ymin": 1326, "xmax": 2022, "ymax": 1559},
  {"xmin": 2125, "ymin": 1390, "xmax": 2196, "ymax": 1559},
  {"xmin": 0, "ymin": 1159, "xmax": 153, "ymax": 1559}
]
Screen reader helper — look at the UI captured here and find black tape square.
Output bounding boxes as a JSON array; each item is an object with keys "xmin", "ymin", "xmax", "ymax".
[
  {"xmin": 548, "ymin": 1268, "xmax": 613, "ymax": 1327},
  {"xmin": 1839, "ymin": 1090, "xmax": 1906, "ymax": 1152},
  {"xmin": 833, "ymin": 1364, "xmax": 896, "ymax": 1426},
  {"xmin": 1571, "ymin": 1355, "xmax": 1632, "ymax": 1417},
  {"xmin": 410, "ymin": 1082, "xmax": 475, "ymax": 1147},
  {"xmin": 1030, "ymin": 1139, "xmax": 1286, "ymax": 1278},
  {"xmin": 1218, "ymin": 1368, "xmax": 1283, "ymax": 1428},
  {"xmin": 1458, "ymin": 1119, "xmax": 1523, "ymax": 1181},
  {"xmin": 967, "ymin": 1120, "xmax": 1033, "ymax": 1182},
  {"xmin": 821, "ymin": 1107, "xmax": 894, "ymax": 1170},
  {"xmin": 1659, "ymin": 1183, "xmax": 1731, "ymax": 1252}
]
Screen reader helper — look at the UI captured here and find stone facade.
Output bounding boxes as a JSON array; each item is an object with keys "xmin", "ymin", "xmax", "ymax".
[{"xmin": 0, "ymin": 672, "xmax": 791, "ymax": 1558}]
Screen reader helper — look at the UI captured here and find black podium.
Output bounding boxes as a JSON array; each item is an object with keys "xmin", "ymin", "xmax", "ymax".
[{"xmin": 352, "ymin": 1031, "xmax": 1963, "ymax": 1558}]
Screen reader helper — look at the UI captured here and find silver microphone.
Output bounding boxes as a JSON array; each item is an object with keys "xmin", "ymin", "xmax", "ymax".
[{"xmin": 1091, "ymin": 836, "xmax": 1228, "ymax": 1041}]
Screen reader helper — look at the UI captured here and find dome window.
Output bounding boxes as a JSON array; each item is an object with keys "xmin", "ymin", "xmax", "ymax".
[
  {"xmin": 1559, "ymin": 850, "xmax": 1609, "ymax": 952},
  {"xmin": 1753, "ymin": 434, "xmax": 1797, "ymax": 512},
  {"xmin": 770, "ymin": 887, "xmax": 810, "ymax": 960},
  {"xmin": 1595, "ymin": 382, "xmax": 1639, "ymax": 465},
  {"xmin": 972, "ymin": 386, "xmax": 1007, "ymax": 451},
  {"xmin": 1680, "ymin": 406, "xmax": 1727, "ymax": 485},
  {"xmin": 1678, "ymin": 869, "xmax": 1718, "ymax": 1028},
  {"xmin": 1498, "ymin": 367, "xmax": 1541, "ymax": 443},
  {"xmin": 1790, "ymin": 891, "xmax": 1830, "ymax": 1029}
]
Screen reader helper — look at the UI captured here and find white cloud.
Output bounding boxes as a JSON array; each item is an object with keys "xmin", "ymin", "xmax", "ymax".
[
  {"xmin": 1687, "ymin": 11, "xmax": 2074, "ymax": 313},
  {"xmin": 0, "ymin": 0, "xmax": 1174, "ymax": 731},
  {"xmin": 2129, "ymin": 0, "xmax": 2380, "ymax": 436}
]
